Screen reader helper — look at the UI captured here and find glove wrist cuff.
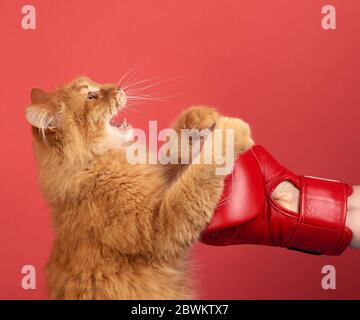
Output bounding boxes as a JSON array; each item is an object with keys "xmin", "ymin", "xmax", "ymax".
[{"xmin": 287, "ymin": 176, "xmax": 353, "ymax": 255}]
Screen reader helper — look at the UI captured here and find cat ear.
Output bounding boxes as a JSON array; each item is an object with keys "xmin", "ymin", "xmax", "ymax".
[
  {"xmin": 31, "ymin": 88, "xmax": 48, "ymax": 104},
  {"xmin": 25, "ymin": 105, "xmax": 58, "ymax": 130}
]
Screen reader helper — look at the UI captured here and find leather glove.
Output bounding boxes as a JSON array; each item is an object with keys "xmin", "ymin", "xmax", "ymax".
[{"xmin": 200, "ymin": 145, "xmax": 353, "ymax": 255}]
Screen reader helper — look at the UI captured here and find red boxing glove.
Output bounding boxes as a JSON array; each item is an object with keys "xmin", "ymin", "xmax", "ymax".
[{"xmin": 201, "ymin": 145, "xmax": 353, "ymax": 255}]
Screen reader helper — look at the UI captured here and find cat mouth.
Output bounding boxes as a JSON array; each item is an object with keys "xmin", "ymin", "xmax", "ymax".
[
  {"xmin": 110, "ymin": 109, "xmax": 133, "ymax": 139},
  {"xmin": 110, "ymin": 116, "xmax": 131, "ymax": 131},
  {"xmin": 109, "ymin": 91, "xmax": 129, "ymax": 128},
  {"xmin": 108, "ymin": 91, "xmax": 133, "ymax": 137}
]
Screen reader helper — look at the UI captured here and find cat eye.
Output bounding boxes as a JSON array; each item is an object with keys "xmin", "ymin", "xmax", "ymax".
[{"xmin": 87, "ymin": 91, "xmax": 99, "ymax": 100}]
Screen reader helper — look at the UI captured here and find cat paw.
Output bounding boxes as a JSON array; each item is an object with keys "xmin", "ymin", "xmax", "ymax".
[
  {"xmin": 215, "ymin": 116, "xmax": 254, "ymax": 155},
  {"xmin": 174, "ymin": 106, "xmax": 220, "ymax": 132}
]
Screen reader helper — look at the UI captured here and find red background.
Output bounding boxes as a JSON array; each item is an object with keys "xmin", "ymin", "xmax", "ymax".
[{"xmin": 0, "ymin": 0, "xmax": 360, "ymax": 299}]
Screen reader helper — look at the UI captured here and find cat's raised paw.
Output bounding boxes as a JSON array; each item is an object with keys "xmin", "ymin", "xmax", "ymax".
[
  {"xmin": 216, "ymin": 116, "xmax": 254, "ymax": 155},
  {"xmin": 174, "ymin": 106, "xmax": 220, "ymax": 132}
]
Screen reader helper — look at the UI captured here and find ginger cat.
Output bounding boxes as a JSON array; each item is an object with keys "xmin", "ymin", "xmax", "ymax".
[{"xmin": 25, "ymin": 76, "xmax": 253, "ymax": 299}]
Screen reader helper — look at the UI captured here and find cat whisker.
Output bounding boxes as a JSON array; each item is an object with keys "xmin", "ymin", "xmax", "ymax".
[
  {"xmin": 122, "ymin": 104, "xmax": 149, "ymax": 116},
  {"xmin": 122, "ymin": 73, "xmax": 172, "ymax": 91},
  {"xmin": 117, "ymin": 61, "xmax": 149, "ymax": 87},
  {"xmin": 117, "ymin": 64, "xmax": 139, "ymax": 86},
  {"xmin": 123, "ymin": 74, "xmax": 185, "ymax": 93},
  {"xmin": 125, "ymin": 91, "xmax": 184, "ymax": 103},
  {"xmin": 120, "ymin": 71, "xmax": 186, "ymax": 108},
  {"xmin": 126, "ymin": 95, "xmax": 167, "ymax": 102}
]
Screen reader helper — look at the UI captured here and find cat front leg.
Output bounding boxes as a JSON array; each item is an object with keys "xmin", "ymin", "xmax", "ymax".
[
  {"xmin": 155, "ymin": 116, "xmax": 254, "ymax": 258},
  {"xmin": 161, "ymin": 106, "xmax": 220, "ymax": 180}
]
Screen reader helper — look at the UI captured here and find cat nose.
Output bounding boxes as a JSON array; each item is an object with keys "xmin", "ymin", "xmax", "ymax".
[
  {"xmin": 115, "ymin": 87, "xmax": 127, "ymax": 107},
  {"xmin": 114, "ymin": 86, "xmax": 124, "ymax": 95},
  {"xmin": 110, "ymin": 85, "xmax": 122, "ymax": 94},
  {"xmin": 115, "ymin": 87, "xmax": 125, "ymax": 95}
]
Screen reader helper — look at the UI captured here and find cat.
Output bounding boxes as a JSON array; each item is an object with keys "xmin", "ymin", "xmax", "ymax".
[{"xmin": 24, "ymin": 76, "xmax": 253, "ymax": 299}]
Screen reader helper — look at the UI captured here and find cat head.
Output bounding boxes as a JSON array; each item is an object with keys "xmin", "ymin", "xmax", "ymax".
[{"xmin": 25, "ymin": 76, "xmax": 131, "ymax": 162}]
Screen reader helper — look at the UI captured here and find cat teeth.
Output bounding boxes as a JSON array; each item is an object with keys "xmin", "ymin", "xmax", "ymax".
[{"xmin": 117, "ymin": 118, "xmax": 130, "ymax": 129}]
